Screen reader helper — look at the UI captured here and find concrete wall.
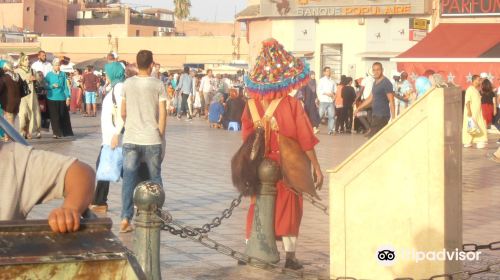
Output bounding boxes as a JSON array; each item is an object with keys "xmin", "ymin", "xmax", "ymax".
[
  {"xmin": 176, "ymin": 21, "xmax": 241, "ymax": 37},
  {"xmin": 248, "ymin": 19, "xmax": 273, "ymax": 67},
  {"xmin": 23, "ymin": 0, "xmax": 35, "ymax": 32},
  {"xmin": 75, "ymin": 24, "xmax": 128, "ymax": 37},
  {"xmin": 38, "ymin": 36, "xmax": 249, "ymax": 68},
  {"xmin": 34, "ymin": 0, "xmax": 67, "ymax": 36},
  {"xmin": 0, "ymin": 2, "xmax": 25, "ymax": 30},
  {"xmin": 328, "ymin": 86, "xmax": 463, "ymax": 279}
]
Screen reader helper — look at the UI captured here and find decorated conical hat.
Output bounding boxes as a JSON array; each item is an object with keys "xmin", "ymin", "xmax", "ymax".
[{"xmin": 245, "ymin": 38, "xmax": 310, "ymax": 100}]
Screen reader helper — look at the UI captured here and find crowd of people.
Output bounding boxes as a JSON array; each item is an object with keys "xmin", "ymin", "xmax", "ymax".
[
  {"xmin": 0, "ymin": 39, "xmax": 499, "ymax": 274},
  {"xmin": 294, "ymin": 64, "xmax": 500, "ymax": 149}
]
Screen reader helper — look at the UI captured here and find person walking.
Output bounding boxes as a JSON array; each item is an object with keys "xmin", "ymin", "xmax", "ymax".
[
  {"xmin": 318, "ymin": 67, "xmax": 336, "ymax": 135},
  {"xmin": 480, "ymin": 78, "xmax": 495, "ymax": 129},
  {"xmin": 299, "ymin": 71, "xmax": 321, "ymax": 134},
  {"xmin": 355, "ymin": 62, "xmax": 395, "ymax": 138},
  {"xmin": 82, "ymin": 66, "xmax": 100, "ymax": 117},
  {"xmin": 462, "ymin": 75, "xmax": 488, "ymax": 149},
  {"xmin": 70, "ymin": 69, "xmax": 83, "ymax": 114},
  {"xmin": 90, "ymin": 62, "xmax": 126, "ymax": 214},
  {"xmin": 200, "ymin": 69, "xmax": 214, "ymax": 118},
  {"xmin": 334, "ymin": 76, "xmax": 345, "ymax": 133},
  {"xmin": 176, "ymin": 66, "xmax": 193, "ymax": 120},
  {"xmin": 341, "ymin": 77, "xmax": 356, "ymax": 133},
  {"xmin": 120, "ymin": 50, "xmax": 167, "ymax": 233},
  {"xmin": 1, "ymin": 62, "xmax": 22, "ymax": 132},
  {"xmin": 16, "ymin": 53, "xmax": 41, "ymax": 139},
  {"xmin": 45, "ymin": 58, "xmax": 73, "ymax": 139}
]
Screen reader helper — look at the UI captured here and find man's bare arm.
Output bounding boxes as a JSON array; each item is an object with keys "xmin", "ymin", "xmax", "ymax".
[
  {"xmin": 48, "ymin": 160, "xmax": 95, "ymax": 233},
  {"xmin": 159, "ymin": 100, "xmax": 167, "ymax": 137},
  {"xmin": 388, "ymin": 93, "xmax": 395, "ymax": 119},
  {"xmin": 121, "ymin": 98, "xmax": 127, "ymax": 122}
]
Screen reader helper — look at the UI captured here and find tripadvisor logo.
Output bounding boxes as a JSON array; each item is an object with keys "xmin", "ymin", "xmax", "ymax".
[{"xmin": 375, "ymin": 245, "xmax": 482, "ymax": 266}]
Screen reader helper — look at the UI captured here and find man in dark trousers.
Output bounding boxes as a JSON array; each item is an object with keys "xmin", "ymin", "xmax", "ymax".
[{"xmin": 355, "ymin": 62, "xmax": 395, "ymax": 138}]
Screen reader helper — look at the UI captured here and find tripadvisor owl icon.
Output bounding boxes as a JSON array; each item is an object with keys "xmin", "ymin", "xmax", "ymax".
[{"xmin": 376, "ymin": 245, "xmax": 397, "ymax": 266}]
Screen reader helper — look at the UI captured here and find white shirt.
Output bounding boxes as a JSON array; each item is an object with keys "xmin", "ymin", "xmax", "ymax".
[
  {"xmin": 31, "ymin": 60, "xmax": 53, "ymax": 77},
  {"xmin": 361, "ymin": 76, "xmax": 375, "ymax": 100},
  {"xmin": 199, "ymin": 75, "xmax": 213, "ymax": 93},
  {"xmin": 318, "ymin": 76, "xmax": 336, "ymax": 103},
  {"xmin": 101, "ymin": 83, "xmax": 124, "ymax": 146}
]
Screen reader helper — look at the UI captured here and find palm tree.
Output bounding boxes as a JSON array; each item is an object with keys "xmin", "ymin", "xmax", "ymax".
[
  {"xmin": 174, "ymin": 0, "xmax": 191, "ymax": 34},
  {"xmin": 174, "ymin": 0, "xmax": 191, "ymax": 20}
]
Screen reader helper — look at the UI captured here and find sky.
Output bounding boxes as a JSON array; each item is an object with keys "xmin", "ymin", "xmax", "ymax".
[{"xmin": 123, "ymin": 0, "xmax": 247, "ymax": 22}]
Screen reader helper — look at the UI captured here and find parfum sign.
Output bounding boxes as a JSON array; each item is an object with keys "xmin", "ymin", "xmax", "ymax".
[{"xmin": 441, "ymin": 0, "xmax": 500, "ymax": 16}]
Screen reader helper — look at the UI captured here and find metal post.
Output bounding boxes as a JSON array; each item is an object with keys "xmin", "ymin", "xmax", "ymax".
[
  {"xmin": 244, "ymin": 158, "xmax": 281, "ymax": 264},
  {"xmin": 133, "ymin": 181, "xmax": 165, "ymax": 280}
]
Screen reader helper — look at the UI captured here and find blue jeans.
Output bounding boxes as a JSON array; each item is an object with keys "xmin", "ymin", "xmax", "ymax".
[
  {"xmin": 319, "ymin": 102, "xmax": 335, "ymax": 132},
  {"xmin": 122, "ymin": 143, "xmax": 163, "ymax": 221}
]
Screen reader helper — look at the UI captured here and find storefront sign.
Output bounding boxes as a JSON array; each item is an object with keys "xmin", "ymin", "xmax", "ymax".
[
  {"xmin": 260, "ymin": 0, "xmax": 427, "ymax": 17},
  {"xmin": 296, "ymin": 5, "xmax": 412, "ymax": 16},
  {"xmin": 409, "ymin": 18, "xmax": 429, "ymax": 30},
  {"xmin": 409, "ymin": 30, "xmax": 428, "ymax": 41},
  {"xmin": 441, "ymin": 0, "xmax": 500, "ymax": 16}
]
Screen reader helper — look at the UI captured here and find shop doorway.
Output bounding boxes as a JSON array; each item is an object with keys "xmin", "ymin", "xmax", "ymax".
[{"xmin": 321, "ymin": 44, "xmax": 342, "ymax": 82}]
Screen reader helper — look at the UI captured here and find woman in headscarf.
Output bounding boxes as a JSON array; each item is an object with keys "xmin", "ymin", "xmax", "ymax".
[
  {"xmin": 45, "ymin": 58, "xmax": 73, "ymax": 138},
  {"xmin": 90, "ymin": 61, "xmax": 126, "ymax": 214},
  {"xmin": 16, "ymin": 53, "xmax": 42, "ymax": 139},
  {"xmin": 0, "ymin": 62, "xmax": 22, "ymax": 134}
]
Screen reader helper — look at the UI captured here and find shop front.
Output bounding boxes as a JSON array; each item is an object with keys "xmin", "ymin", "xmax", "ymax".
[{"xmin": 237, "ymin": 0, "xmax": 434, "ymax": 80}]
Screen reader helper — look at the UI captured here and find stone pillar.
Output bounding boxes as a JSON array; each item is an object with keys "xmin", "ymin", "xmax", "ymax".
[
  {"xmin": 244, "ymin": 158, "xmax": 280, "ymax": 264},
  {"xmin": 133, "ymin": 181, "xmax": 165, "ymax": 280}
]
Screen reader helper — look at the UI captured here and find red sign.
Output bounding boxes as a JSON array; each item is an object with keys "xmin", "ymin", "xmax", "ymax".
[
  {"xmin": 409, "ymin": 30, "xmax": 428, "ymax": 41},
  {"xmin": 441, "ymin": 0, "xmax": 500, "ymax": 16}
]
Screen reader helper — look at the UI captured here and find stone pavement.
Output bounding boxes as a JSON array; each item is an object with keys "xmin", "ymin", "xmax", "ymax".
[{"xmin": 26, "ymin": 113, "xmax": 500, "ymax": 280}]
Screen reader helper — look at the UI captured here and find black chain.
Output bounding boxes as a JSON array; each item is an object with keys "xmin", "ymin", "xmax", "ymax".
[
  {"xmin": 193, "ymin": 194, "xmax": 243, "ymax": 234},
  {"xmin": 157, "ymin": 199, "xmax": 500, "ymax": 280},
  {"xmin": 158, "ymin": 209, "xmax": 329, "ymax": 279},
  {"xmin": 463, "ymin": 241, "xmax": 500, "ymax": 252}
]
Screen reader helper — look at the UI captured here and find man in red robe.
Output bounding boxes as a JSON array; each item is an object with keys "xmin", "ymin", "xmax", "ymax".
[{"xmin": 241, "ymin": 38, "xmax": 324, "ymax": 270}]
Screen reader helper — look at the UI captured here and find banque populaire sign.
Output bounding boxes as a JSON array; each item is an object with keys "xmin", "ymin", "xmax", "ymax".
[
  {"xmin": 259, "ymin": 0, "xmax": 428, "ymax": 18},
  {"xmin": 441, "ymin": 0, "xmax": 500, "ymax": 16}
]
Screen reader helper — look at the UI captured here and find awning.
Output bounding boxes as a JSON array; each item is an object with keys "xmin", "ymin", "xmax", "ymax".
[
  {"xmin": 393, "ymin": 23, "xmax": 500, "ymax": 61},
  {"xmin": 392, "ymin": 23, "xmax": 500, "ymax": 89}
]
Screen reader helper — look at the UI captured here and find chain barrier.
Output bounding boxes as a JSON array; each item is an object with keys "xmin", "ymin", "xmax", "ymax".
[
  {"xmin": 158, "ymin": 209, "xmax": 329, "ymax": 279},
  {"xmin": 157, "ymin": 195, "xmax": 500, "ymax": 280},
  {"xmin": 192, "ymin": 193, "xmax": 243, "ymax": 234}
]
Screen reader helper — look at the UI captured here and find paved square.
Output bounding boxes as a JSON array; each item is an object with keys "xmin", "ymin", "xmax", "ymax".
[{"xmin": 26, "ymin": 114, "xmax": 500, "ymax": 279}]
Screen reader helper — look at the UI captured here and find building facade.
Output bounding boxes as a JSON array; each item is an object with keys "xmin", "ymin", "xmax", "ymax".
[
  {"xmin": 238, "ymin": 0, "xmax": 435, "ymax": 80},
  {"xmin": 72, "ymin": 7, "xmax": 175, "ymax": 37},
  {"xmin": 0, "ymin": 0, "xmax": 68, "ymax": 36}
]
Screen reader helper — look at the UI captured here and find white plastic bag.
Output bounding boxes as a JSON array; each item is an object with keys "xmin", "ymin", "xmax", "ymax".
[{"xmin": 467, "ymin": 117, "xmax": 481, "ymax": 136}]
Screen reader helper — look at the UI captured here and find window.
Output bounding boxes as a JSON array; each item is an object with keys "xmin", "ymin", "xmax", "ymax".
[
  {"xmin": 26, "ymin": 7, "xmax": 30, "ymax": 12},
  {"xmin": 135, "ymin": 30, "xmax": 140, "ymax": 36},
  {"xmin": 153, "ymin": 31, "xmax": 158, "ymax": 36},
  {"xmin": 320, "ymin": 44, "xmax": 343, "ymax": 82},
  {"xmin": 43, "ymin": 15, "xmax": 49, "ymax": 22}
]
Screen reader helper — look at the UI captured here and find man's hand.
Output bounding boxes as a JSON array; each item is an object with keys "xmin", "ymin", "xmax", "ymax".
[
  {"xmin": 48, "ymin": 207, "xmax": 80, "ymax": 233},
  {"xmin": 66, "ymin": 99, "xmax": 70, "ymax": 107},
  {"xmin": 110, "ymin": 134, "xmax": 119, "ymax": 149},
  {"xmin": 314, "ymin": 167, "xmax": 324, "ymax": 191}
]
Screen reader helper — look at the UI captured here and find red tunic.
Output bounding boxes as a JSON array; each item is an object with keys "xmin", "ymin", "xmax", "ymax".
[{"xmin": 242, "ymin": 96, "xmax": 319, "ymax": 239}]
